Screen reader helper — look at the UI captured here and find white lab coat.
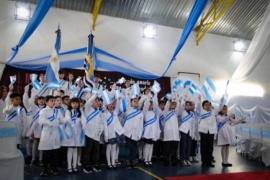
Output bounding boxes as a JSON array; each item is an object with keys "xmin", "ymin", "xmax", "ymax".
[
  {"xmin": 38, "ymin": 107, "xmax": 65, "ymax": 150},
  {"xmin": 82, "ymin": 94, "xmax": 104, "ymax": 142},
  {"xmin": 179, "ymin": 110, "xmax": 194, "ymax": 134},
  {"xmin": 61, "ymin": 109, "xmax": 85, "ymax": 147},
  {"xmin": 163, "ymin": 101, "xmax": 181, "ymax": 141}
]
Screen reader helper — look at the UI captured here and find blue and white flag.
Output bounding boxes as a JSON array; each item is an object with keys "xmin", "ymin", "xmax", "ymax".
[
  {"xmin": 131, "ymin": 82, "xmax": 140, "ymax": 98},
  {"xmin": 173, "ymin": 79, "xmax": 183, "ymax": 92},
  {"xmin": 45, "ymin": 28, "xmax": 61, "ymax": 85},
  {"xmin": 114, "ymin": 89, "xmax": 121, "ymax": 99},
  {"xmin": 119, "ymin": 99, "xmax": 127, "ymax": 113},
  {"xmin": 165, "ymin": 93, "xmax": 171, "ymax": 99},
  {"xmin": 116, "ymin": 77, "xmax": 126, "ymax": 84},
  {"xmin": 189, "ymin": 84, "xmax": 198, "ymax": 95},
  {"xmin": 73, "ymin": 77, "xmax": 82, "ymax": 85},
  {"xmin": 101, "ymin": 90, "xmax": 113, "ymax": 105},
  {"xmin": 202, "ymin": 77, "xmax": 216, "ymax": 102},
  {"xmin": 84, "ymin": 33, "xmax": 95, "ymax": 88},
  {"xmin": 151, "ymin": 80, "xmax": 161, "ymax": 94},
  {"xmin": 184, "ymin": 80, "xmax": 192, "ymax": 89},
  {"xmin": 10, "ymin": 75, "xmax": 16, "ymax": 84},
  {"xmin": 221, "ymin": 80, "xmax": 229, "ymax": 104},
  {"xmin": 30, "ymin": 74, "xmax": 42, "ymax": 90}
]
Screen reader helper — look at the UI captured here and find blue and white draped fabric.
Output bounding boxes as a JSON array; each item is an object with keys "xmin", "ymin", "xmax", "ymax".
[
  {"xmin": 201, "ymin": 111, "xmax": 212, "ymax": 120},
  {"xmin": 159, "ymin": 114, "xmax": 164, "ymax": 130},
  {"xmin": 30, "ymin": 74, "xmax": 42, "ymax": 90},
  {"xmin": 107, "ymin": 112, "xmax": 114, "ymax": 126},
  {"xmin": 142, "ymin": 112, "xmax": 157, "ymax": 135},
  {"xmin": 165, "ymin": 110, "xmax": 175, "ymax": 121},
  {"xmin": 217, "ymin": 122, "xmax": 226, "ymax": 132},
  {"xmin": 189, "ymin": 84, "xmax": 198, "ymax": 95},
  {"xmin": 124, "ymin": 108, "xmax": 141, "ymax": 125},
  {"xmin": 86, "ymin": 110, "xmax": 99, "ymax": 123},
  {"xmin": 182, "ymin": 112, "xmax": 193, "ymax": 124}
]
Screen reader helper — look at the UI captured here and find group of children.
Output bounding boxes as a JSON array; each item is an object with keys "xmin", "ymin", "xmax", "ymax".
[{"xmin": 0, "ymin": 70, "xmax": 245, "ymax": 177}]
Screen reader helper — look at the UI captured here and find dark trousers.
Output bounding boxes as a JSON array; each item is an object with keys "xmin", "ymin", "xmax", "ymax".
[
  {"xmin": 190, "ymin": 139, "xmax": 197, "ymax": 156},
  {"xmin": 43, "ymin": 149, "xmax": 58, "ymax": 169},
  {"xmin": 200, "ymin": 132, "xmax": 214, "ymax": 164},
  {"xmin": 153, "ymin": 140, "xmax": 163, "ymax": 159},
  {"xmin": 180, "ymin": 131, "xmax": 191, "ymax": 161},
  {"xmin": 83, "ymin": 136, "xmax": 100, "ymax": 168},
  {"xmin": 58, "ymin": 147, "xmax": 67, "ymax": 167},
  {"xmin": 125, "ymin": 137, "xmax": 138, "ymax": 161},
  {"xmin": 163, "ymin": 141, "xmax": 179, "ymax": 164}
]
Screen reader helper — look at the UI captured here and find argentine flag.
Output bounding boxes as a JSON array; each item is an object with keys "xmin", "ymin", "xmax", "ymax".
[
  {"xmin": 202, "ymin": 77, "xmax": 216, "ymax": 102},
  {"xmin": 45, "ymin": 28, "xmax": 61, "ymax": 84}
]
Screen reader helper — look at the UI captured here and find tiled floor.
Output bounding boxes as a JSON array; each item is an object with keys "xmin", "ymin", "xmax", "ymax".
[{"xmin": 24, "ymin": 146, "xmax": 270, "ymax": 180}]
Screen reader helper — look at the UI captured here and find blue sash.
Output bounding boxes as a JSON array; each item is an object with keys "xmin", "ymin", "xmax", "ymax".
[
  {"xmin": 26, "ymin": 111, "xmax": 32, "ymax": 116},
  {"xmin": 60, "ymin": 80, "xmax": 66, "ymax": 86},
  {"xmin": 124, "ymin": 109, "xmax": 141, "ymax": 125},
  {"xmin": 181, "ymin": 113, "xmax": 193, "ymax": 124},
  {"xmin": 77, "ymin": 87, "xmax": 84, "ymax": 98},
  {"xmin": 38, "ymin": 84, "xmax": 49, "ymax": 96},
  {"xmin": 47, "ymin": 109, "xmax": 58, "ymax": 122},
  {"xmin": 29, "ymin": 108, "xmax": 43, "ymax": 128},
  {"xmin": 107, "ymin": 113, "xmax": 114, "ymax": 126},
  {"xmin": 142, "ymin": 113, "xmax": 157, "ymax": 135},
  {"xmin": 159, "ymin": 114, "xmax": 164, "ymax": 130},
  {"xmin": 86, "ymin": 110, "xmax": 99, "ymax": 123},
  {"xmin": 6, "ymin": 107, "xmax": 22, "ymax": 121},
  {"xmin": 71, "ymin": 111, "xmax": 78, "ymax": 123},
  {"xmin": 201, "ymin": 111, "xmax": 211, "ymax": 120},
  {"xmin": 165, "ymin": 110, "xmax": 175, "ymax": 121},
  {"xmin": 217, "ymin": 122, "xmax": 225, "ymax": 132}
]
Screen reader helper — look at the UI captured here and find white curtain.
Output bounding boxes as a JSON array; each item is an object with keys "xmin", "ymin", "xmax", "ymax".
[{"xmin": 232, "ymin": 2, "xmax": 270, "ymax": 82}]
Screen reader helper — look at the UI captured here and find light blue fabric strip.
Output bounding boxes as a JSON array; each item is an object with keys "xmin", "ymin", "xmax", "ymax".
[{"xmin": 0, "ymin": 128, "xmax": 17, "ymax": 138}]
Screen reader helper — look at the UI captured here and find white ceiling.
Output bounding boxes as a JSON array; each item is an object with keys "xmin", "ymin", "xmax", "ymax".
[{"xmin": 0, "ymin": 0, "xmax": 270, "ymax": 95}]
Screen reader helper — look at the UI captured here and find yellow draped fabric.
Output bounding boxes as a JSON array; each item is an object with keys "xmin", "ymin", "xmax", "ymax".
[{"xmin": 92, "ymin": 0, "xmax": 102, "ymax": 31}]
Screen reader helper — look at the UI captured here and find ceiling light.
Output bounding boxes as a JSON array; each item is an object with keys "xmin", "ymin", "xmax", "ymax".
[
  {"xmin": 233, "ymin": 40, "xmax": 247, "ymax": 52},
  {"xmin": 15, "ymin": 3, "xmax": 31, "ymax": 21},
  {"xmin": 143, "ymin": 24, "xmax": 157, "ymax": 39}
]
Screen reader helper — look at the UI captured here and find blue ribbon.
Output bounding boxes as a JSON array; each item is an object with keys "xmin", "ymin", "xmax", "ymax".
[
  {"xmin": 159, "ymin": 115, "xmax": 164, "ymax": 130},
  {"xmin": 58, "ymin": 126, "xmax": 64, "ymax": 142}
]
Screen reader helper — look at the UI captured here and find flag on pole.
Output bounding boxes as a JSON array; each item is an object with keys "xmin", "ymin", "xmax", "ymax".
[
  {"xmin": 45, "ymin": 27, "xmax": 61, "ymax": 84},
  {"xmin": 202, "ymin": 77, "xmax": 216, "ymax": 102},
  {"xmin": 221, "ymin": 80, "xmax": 230, "ymax": 104},
  {"xmin": 83, "ymin": 33, "xmax": 95, "ymax": 88},
  {"xmin": 91, "ymin": 0, "xmax": 102, "ymax": 31}
]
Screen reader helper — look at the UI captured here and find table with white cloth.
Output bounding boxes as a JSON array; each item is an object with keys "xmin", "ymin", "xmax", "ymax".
[
  {"xmin": 235, "ymin": 123, "xmax": 270, "ymax": 166},
  {"xmin": 0, "ymin": 121, "xmax": 24, "ymax": 180}
]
